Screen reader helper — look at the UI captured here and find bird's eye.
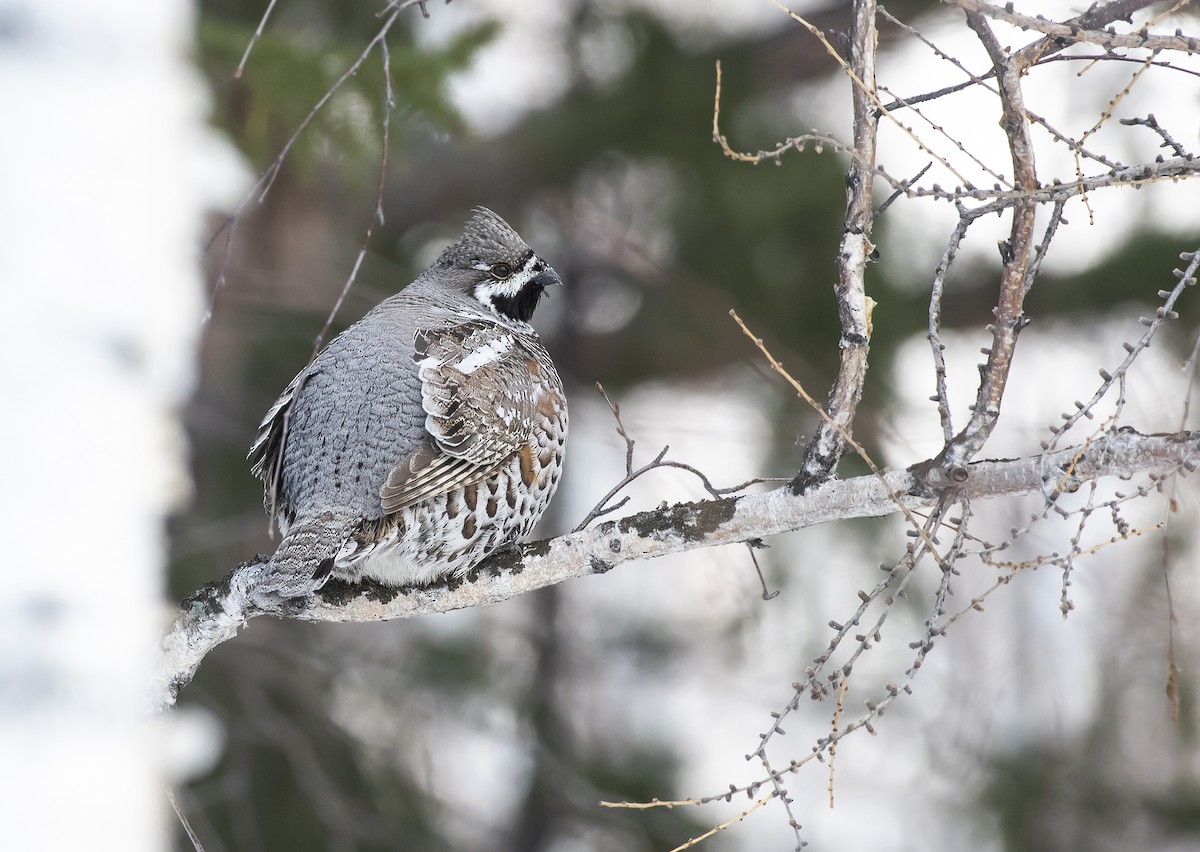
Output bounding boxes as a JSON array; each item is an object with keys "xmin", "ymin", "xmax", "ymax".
[{"xmin": 489, "ymin": 262, "xmax": 513, "ymax": 280}]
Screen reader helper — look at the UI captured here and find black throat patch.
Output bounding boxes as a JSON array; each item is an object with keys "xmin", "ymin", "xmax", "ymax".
[{"xmin": 491, "ymin": 282, "xmax": 546, "ymax": 324}]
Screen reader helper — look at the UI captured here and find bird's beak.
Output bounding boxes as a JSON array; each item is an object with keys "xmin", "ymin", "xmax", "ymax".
[{"xmin": 532, "ymin": 268, "xmax": 563, "ymax": 290}]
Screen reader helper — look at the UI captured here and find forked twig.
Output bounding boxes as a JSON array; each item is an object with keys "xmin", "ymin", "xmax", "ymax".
[
  {"xmin": 948, "ymin": 0, "xmax": 1200, "ymax": 54},
  {"xmin": 572, "ymin": 383, "xmax": 778, "ymax": 533},
  {"xmin": 1121, "ymin": 114, "xmax": 1191, "ymax": 158},
  {"xmin": 601, "ymin": 794, "xmax": 777, "ymax": 852},
  {"xmin": 1043, "ymin": 249, "xmax": 1200, "ymax": 453},
  {"xmin": 769, "ymin": 0, "xmax": 972, "ymax": 187},
  {"xmin": 712, "ymin": 61, "xmax": 864, "ymax": 168}
]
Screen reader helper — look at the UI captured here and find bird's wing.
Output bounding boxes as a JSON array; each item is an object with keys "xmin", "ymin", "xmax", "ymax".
[
  {"xmin": 247, "ymin": 364, "xmax": 313, "ymax": 523},
  {"xmin": 379, "ymin": 321, "xmax": 536, "ymax": 514}
]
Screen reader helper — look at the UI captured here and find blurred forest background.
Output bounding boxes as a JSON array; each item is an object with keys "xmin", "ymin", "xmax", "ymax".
[{"xmin": 172, "ymin": 1, "xmax": 1200, "ymax": 850}]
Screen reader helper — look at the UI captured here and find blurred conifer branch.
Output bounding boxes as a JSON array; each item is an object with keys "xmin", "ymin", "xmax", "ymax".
[{"xmin": 201, "ymin": 0, "xmax": 492, "ymax": 322}]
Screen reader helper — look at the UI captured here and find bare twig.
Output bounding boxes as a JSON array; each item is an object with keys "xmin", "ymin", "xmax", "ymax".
[
  {"xmin": 1163, "ymin": 328, "xmax": 1200, "ymax": 723},
  {"xmin": 573, "ymin": 383, "xmax": 775, "ymax": 533},
  {"xmin": 771, "ymin": 0, "xmax": 973, "ymax": 187},
  {"xmin": 928, "ymin": 215, "xmax": 971, "ymax": 444},
  {"xmin": 630, "ymin": 498, "xmax": 1173, "ymax": 813},
  {"xmin": 1043, "ymin": 249, "xmax": 1200, "ymax": 453},
  {"xmin": 309, "ymin": 38, "xmax": 396, "ymax": 359},
  {"xmin": 234, "ymin": 0, "xmax": 279, "ymax": 79},
  {"xmin": 879, "ymin": 5, "xmax": 1124, "ymax": 172},
  {"xmin": 876, "ymin": 162, "xmax": 930, "ymax": 215},
  {"xmin": 206, "ymin": 0, "xmax": 437, "ymax": 321},
  {"xmin": 168, "ymin": 789, "xmax": 206, "ymax": 852},
  {"xmin": 255, "ymin": 9, "xmax": 402, "ymax": 201},
  {"xmin": 828, "ymin": 675, "xmax": 850, "ymax": 808},
  {"xmin": 1121, "ymin": 114, "xmax": 1192, "ymax": 158},
  {"xmin": 1041, "ymin": 52, "xmax": 1200, "ymax": 81},
  {"xmin": 732, "ymin": 309, "xmax": 947, "ymax": 564},
  {"xmin": 712, "ymin": 60, "xmax": 860, "ymax": 168},
  {"xmin": 745, "ymin": 540, "xmax": 780, "ymax": 601},
  {"xmin": 934, "ymin": 10, "xmax": 1040, "ymax": 472},
  {"xmin": 713, "ymin": 116, "xmax": 1199, "ymax": 212},
  {"xmin": 1071, "ymin": 50, "xmax": 1160, "ymax": 224},
  {"xmin": 601, "ymin": 793, "xmax": 776, "ymax": 852},
  {"xmin": 1023, "ymin": 199, "xmax": 1068, "ymax": 296}
]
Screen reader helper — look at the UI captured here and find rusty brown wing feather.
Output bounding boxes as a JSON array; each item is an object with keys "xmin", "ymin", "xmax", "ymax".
[{"xmin": 379, "ymin": 322, "xmax": 535, "ymax": 514}]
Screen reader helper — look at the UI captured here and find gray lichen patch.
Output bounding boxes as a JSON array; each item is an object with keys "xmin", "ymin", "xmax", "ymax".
[{"xmin": 617, "ymin": 497, "xmax": 736, "ymax": 543}]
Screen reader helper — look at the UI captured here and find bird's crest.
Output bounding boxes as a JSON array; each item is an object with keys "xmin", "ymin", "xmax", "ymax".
[{"xmin": 436, "ymin": 207, "xmax": 529, "ymax": 267}]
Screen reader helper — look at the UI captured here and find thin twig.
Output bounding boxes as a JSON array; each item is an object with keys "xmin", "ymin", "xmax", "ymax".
[
  {"xmin": 876, "ymin": 162, "xmax": 930, "ymax": 215},
  {"xmin": 1022, "ymin": 199, "xmax": 1067, "ymax": 296},
  {"xmin": 712, "ymin": 61, "xmax": 862, "ymax": 168},
  {"xmin": 879, "ymin": 5, "xmax": 1123, "ymax": 172},
  {"xmin": 309, "ymin": 37, "xmax": 397, "ymax": 359},
  {"xmin": 1121, "ymin": 114, "xmax": 1191, "ymax": 158},
  {"xmin": 234, "ymin": 0, "xmax": 279, "ymax": 79},
  {"xmin": 256, "ymin": 8, "xmax": 404, "ymax": 201},
  {"xmin": 828, "ymin": 675, "xmax": 850, "ymax": 808},
  {"xmin": 928, "ymin": 215, "xmax": 971, "ymax": 444},
  {"xmin": 770, "ymin": 0, "xmax": 973, "ymax": 186},
  {"xmin": 1162, "ymin": 327, "xmax": 1200, "ymax": 722},
  {"xmin": 1043, "ymin": 248, "xmax": 1200, "ymax": 453},
  {"xmin": 745, "ymin": 540, "xmax": 780, "ymax": 601},
  {"xmin": 168, "ymin": 789, "xmax": 206, "ymax": 852},
  {"xmin": 601, "ymin": 793, "xmax": 776, "ymax": 852},
  {"xmin": 1071, "ymin": 50, "xmax": 1160, "ymax": 224},
  {"xmin": 206, "ymin": 0, "xmax": 433, "ymax": 321}
]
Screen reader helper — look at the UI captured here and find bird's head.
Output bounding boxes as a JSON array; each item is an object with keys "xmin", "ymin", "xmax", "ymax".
[{"xmin": 435, "ymin": 207, "xmax": 563, "ymax": 326}]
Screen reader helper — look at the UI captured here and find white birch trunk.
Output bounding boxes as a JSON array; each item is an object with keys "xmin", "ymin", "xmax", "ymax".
[{"xmin": 0, "ymin": 0, "xmax": 203, "ymax": 848}]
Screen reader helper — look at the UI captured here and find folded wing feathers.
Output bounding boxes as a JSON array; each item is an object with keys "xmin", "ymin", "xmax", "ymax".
[
  {"xmin": 248, "ymin": 322, "xmax": 537, "ymax": 522},
  {"xmin": 380, "ymin": 322, "xmax": 533, "ymax": 514}
]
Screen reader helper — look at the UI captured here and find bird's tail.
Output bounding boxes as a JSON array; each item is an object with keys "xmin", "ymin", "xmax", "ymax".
[{"xmin": 260, "ymin": 512, "xmax": 350, "ymax": 598}]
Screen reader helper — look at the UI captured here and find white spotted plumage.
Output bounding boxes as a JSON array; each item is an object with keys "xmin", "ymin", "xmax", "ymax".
[{"xmin": 452, "ymin": 333, "xmax": 514, "ymax": 375}]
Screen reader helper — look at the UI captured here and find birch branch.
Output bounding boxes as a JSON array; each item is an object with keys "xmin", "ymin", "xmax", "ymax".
[
  {"xmin": 157, "ymin": 428, "xmax": 1199, "ymax": 710},
  {"xmin": 794, "ymin": 0, "xmax": 879, "ymax": 493}
]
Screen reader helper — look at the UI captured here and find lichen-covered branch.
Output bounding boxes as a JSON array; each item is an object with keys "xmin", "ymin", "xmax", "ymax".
[
  {"xmin": 793, "ymin": 0, "xmax": 879, "ymax": 494},
  {"xmin": 156, "ymin": 429, "xmax": 1199, "ymax": 710}
]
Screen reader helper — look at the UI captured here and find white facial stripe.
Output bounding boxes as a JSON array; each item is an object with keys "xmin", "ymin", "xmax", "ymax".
[
  {"xmin": 487, "ymin": 254, "xmax": 541, "ymax": 296},
  {"xmin": 453, "ymin": 334, "xmax": 514, "ymax": 374}
]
